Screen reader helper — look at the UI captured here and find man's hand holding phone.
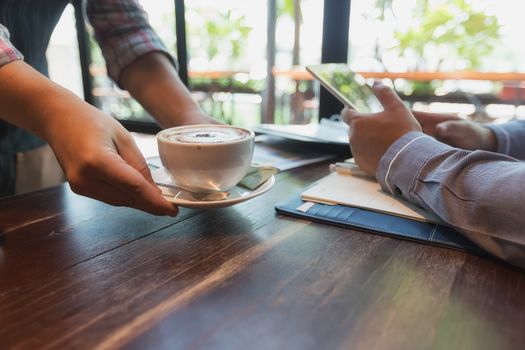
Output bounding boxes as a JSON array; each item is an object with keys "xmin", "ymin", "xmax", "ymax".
[
  {"xmin": 341, "ymin": 81, "xmax": 421, "ymax": 176},
  {"xmin": 307, "ymin": 63, "xmax": 421, "ymax": 177}
]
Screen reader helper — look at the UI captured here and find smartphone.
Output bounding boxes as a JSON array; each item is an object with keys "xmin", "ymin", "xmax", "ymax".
[{"xmin": 306, "ymin": 63, "xmax": 383, "ymax": 113}]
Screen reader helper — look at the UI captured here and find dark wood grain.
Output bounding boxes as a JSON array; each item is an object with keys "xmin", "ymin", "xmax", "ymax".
[{"xmin": 1, "ymin": 162, "xmax": 524, "ymax": 350}]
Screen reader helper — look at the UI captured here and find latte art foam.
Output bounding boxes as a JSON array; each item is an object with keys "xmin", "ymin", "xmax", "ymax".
[{"xmin": 167, "ymin": 127, "xmax": 249, "ymax": 144}]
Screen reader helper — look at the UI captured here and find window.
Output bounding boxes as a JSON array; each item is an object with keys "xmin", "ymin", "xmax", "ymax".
[
  {"xmin": 348, "ymin": 0, "xmax": 525, "ymax": 121},
  {"xmin": 47, "ymin": 4, "xmax": 83, "ymax": 98},
  {"xmin": 73, "ymin": 0, "xmax": 525, "ymax": 132},
  {"xmin": 86, "ymin": 1, "xmax": 176, "ymax": 130},
  {"xmin": 64, "ymin": 0, "xmax": 525, "ymax": 133},
  {"xmin": 78, "ymin": 0, "xmax": 329, "ymax": 132},
  {"xmin": 183, "ymin": 0, "xmax": 325, "ymax": 127}
]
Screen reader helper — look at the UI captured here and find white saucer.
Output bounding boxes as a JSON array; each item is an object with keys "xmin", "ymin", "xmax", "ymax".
[{"xmin": 152, "ymin": 168, "xmax": 275, "ymax": 209}]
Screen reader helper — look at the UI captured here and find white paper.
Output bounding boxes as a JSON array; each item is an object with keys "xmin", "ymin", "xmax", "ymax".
[{"xmin": 301, "ymin": 172, "xmax": 443, "ymax": 224}]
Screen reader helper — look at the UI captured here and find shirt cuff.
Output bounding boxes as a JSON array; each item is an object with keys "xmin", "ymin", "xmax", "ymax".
[
  {"xmin": 0, "ymin": 26, "xmax": 23, "ymax": 67},
  {"xmin": 376, "ymin": 131, "xmax": 451, "ymax": 198},
  {"xmin": 485, "ymin": 120, "xmax": 525, "ymax": 159},
  {"xmin": 99, "ymin": 29, "xmax": 177, "ymax": 87},
  {"xmin": 485, "ymin": 123, "xmax": 511, "ymax": 155}
]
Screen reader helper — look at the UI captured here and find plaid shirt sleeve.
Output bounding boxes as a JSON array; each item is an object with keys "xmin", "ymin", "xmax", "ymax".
[
  {"xmin": 0, "ymin": 24, "xmax": 23, "ymax": 67},
  {"xmin": 86, "ymin": 0, "xmax": 177, "ymax": 86}
]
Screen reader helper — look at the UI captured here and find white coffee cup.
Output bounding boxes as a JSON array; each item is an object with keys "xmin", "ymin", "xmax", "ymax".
[{"xmin": 157, "ymin": 124, "xmax": 255, "ymax": 193}]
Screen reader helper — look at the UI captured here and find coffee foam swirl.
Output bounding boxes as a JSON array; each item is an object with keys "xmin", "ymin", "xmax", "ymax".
[{"xmin": 167, "ymin": 127, "xmax": 249, "ymax": 144}]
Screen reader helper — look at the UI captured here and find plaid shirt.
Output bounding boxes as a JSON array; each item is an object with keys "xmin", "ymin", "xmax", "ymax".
[
  {"xmin": 0, "ymin": 23, "xmax": 22, "ymax": 67},
  {"xmin": 0, "ymin": 0, "xmax": 174, "ymax": 84}
]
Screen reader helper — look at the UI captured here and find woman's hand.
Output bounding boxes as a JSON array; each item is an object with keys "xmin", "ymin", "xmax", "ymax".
[
  {"xmin": 46, "ymin": 103, "xmax": 179, "ymax": 216},
  {"xmin": 0, "ymin": 61, "xmax": 188, "ymax": 216}
]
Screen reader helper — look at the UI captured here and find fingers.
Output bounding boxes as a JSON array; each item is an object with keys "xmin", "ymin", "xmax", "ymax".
[
  {"xmin": 341, "ymin": 107, "xmax": 362, "ymax": 124},
  {"xmin": 97, "ymin": 152, "xmax": 179, "ymax": 216},
  {"xmin": 115, "ymin": 129, "xmax": 156, "ymax": 185},
  {"xmin": 80, "ymin": 181, "xmax": 178, "ymax": 216},
  {"xmin": 433, "ymin": 119, "xmax": 495, "ymax": 151},
  {"xmin": 435, "ymin": 120, "xmax": 472, "ymax": 139},
  {"xmin": 341, "ymin": 108, "xmax": 365, "ymax": 140},
  {"xmin": 372, "ymin": 81, "xmax": 406, "ymax": 111},
  {"xmin": 412, "ymin": 111, "xmax": 460, "ymax": 124},
  {"xmin": 67, "ymin": 149, "xmax": 179, "ymax": 217},
  {"xmin": 341, "ymin": 81, "xmax": 403, "ymax": 121},
  {"xmin": 435, "ymin": 121, "xmax": 456, "ymax": 138}
]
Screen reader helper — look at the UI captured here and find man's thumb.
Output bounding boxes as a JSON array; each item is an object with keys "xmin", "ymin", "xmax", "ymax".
[{"xmin": 372, "ymin": 81, "xmax": 406, "ymax": 111}]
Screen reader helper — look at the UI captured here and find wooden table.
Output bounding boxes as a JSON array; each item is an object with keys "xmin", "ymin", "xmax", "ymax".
[{"xmin": 1, "ymin": 161, "xmax": 524, "ymax": 350}]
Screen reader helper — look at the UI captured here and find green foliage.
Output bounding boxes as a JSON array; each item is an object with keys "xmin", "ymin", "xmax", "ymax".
[
  {"xmin": 372, "ymin": 0, "xmax": 394, "ymax": 20},
  {"xmin": 196, "ymin": 9, "xmax": 252, "ymax": 62},
  {"xmin": 277, "ymin": 0, "xmax": 302, "ymax": 22},
  {"xmin": 393, "ymin": 0, "xmax": 501, "ymax": 71},
  {"xmin": 190, "ymin": 77, "xmax": 265, "ymax": 94},
  {"xmin": 277, "ymin": 0, "xmax": 295, "ymax": 18}
]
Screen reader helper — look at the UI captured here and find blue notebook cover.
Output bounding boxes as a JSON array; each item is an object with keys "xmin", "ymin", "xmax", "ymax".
[{"xmin": 275, "ymin": 193, "xmax": 485, "ymax": 255}]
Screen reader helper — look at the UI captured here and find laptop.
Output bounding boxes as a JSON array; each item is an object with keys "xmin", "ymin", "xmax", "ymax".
[{"xmin": 253, "ymin": 115, "xmax": 349, "ymax": 146}]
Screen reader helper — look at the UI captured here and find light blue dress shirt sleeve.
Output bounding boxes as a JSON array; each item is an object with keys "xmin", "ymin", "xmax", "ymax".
[
  {"xmin": 376, "ymin": 131, "xmax": 525, "ymax": 268},
  {"xmin": 486, "ymin": 120, "xmax": 525, "ymax": 159}
]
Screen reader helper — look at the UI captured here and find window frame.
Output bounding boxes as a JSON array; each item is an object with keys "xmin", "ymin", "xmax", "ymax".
[{"xmin": 73, "ymin": 0, "xmax": 352, "ymax": 133}]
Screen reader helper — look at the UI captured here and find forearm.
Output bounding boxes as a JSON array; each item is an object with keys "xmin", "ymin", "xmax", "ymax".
[
  {"xmin": 0, "ymin": 61, "xmax": 105, "ymax": 144},
  {"xmin": 377, "ymin": 132, "xmax": 525, "ymax": 268},
  {"xmin": 86, "ymin": 0, "xmax": 210, "ymax": 127},
  {"xmin": 119, "ymin": 52, "xmax": 203, "ymax": 128}
]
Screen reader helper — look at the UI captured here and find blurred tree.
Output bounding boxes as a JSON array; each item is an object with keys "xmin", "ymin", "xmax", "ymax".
[
  {"xmin": 185, "ymin": 8, "xmax": 254, "ymax": 124},
  {"xmin": 369, "ymin": 0, "xmax": 394, "ymax": 70},
  {"xmin": 199, "ymin": 9, "xmax": 252, "ymax": 66},
  {"xmin": 278, "ymin": 0, "xmax": 309, "ymax": 123},
  {"xmin": 394, "ymin": 0, "xmax": 500, "ymax": 72},
  {"xmin": 369, "ymin": 0, "xmax": 501, "ymax": 95},
  {"xmin": 277, "ymin": 0, "xmax": 302, "ymax": 66}
]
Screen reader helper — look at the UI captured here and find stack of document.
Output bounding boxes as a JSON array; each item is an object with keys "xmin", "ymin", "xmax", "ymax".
[
  {"xmin": 301, "ymin": 171, "xmax": 443, "ymax": 224},
  {"xmin": 275, "ymin": 167, "xmax": 484, "ymax": 255}
]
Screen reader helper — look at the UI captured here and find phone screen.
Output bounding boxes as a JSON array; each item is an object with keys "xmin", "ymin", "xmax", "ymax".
[{"xmin": 306, "ymin": 64, "xmax": 383, "ymax": 113}]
